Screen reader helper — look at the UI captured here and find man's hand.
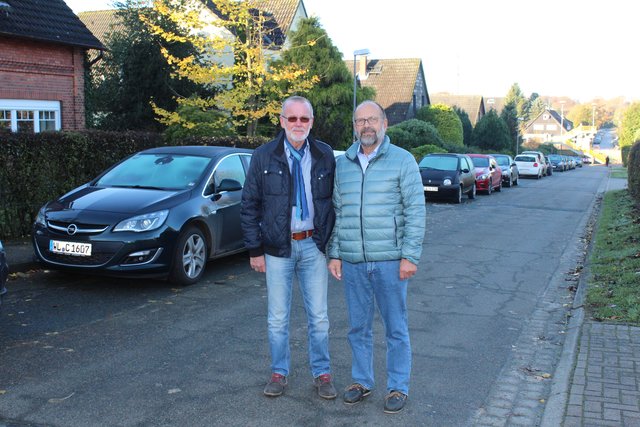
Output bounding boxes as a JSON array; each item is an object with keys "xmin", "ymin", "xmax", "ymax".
[
  {"xmin": 328, "ymin": 259, "xmax": 342, "ymax": 281},
  {"xmin": 250, "ymin": 255, "xmax": 266, "ymax": 273},
  {"xmin": 399, "ymin": 259, "xmax": 417, "ymax": 280}
]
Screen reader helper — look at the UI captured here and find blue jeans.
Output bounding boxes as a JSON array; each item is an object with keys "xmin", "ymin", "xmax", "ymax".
[
  {"xmin": 265, "ymin": 237, "xmax": 331, "ymax": 378},
  {"xmin": 342, "ymin": 260, "xmax": 411, "ymax": 395}
]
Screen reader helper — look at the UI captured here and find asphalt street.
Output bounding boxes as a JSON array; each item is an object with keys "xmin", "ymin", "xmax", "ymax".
[{"xmin": 0, "ymin": 164, "xmax": 610, "ymax": 426}]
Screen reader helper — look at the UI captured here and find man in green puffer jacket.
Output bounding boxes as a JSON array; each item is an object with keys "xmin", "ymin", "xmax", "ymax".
[{"xmin": 328, "ymin": 100, "xmax": 426, "ymax": 414}]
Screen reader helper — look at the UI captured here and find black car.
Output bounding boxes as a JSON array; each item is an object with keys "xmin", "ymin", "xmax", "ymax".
[
  {"xmin": 492, "ymin": 154, "xmax": 519, "ymax": 187},
  {"xmin": 548, "ymin": 154, "xmax": 567, "ymax": 172},
  {"xmin": 33, "ymin": 146, "xmax": 253, "ymax": 285},
  {"xmin": 419, "ymin": 153, "xmax": 477, "ymax": 203},
  {"xmin": 0, "ymin": 240, "xmax": 7, "ymax": 307}
]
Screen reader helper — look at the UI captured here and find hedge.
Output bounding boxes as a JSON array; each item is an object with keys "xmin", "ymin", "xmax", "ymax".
[{"xmin": 628, "ymin": 140, "xmax": 640, "ymax": 204}]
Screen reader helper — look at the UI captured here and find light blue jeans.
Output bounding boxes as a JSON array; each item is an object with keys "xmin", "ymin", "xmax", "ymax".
[
  {"xmin": 342, "ymin": 259, "xmax": 411, "ymax": 395},
  {"xmin": 265, "ymin": 237, "xmax": 331, "ymax": 378}
]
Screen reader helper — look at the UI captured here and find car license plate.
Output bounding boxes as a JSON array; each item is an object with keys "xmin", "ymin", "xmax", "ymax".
[
  {"xmin": 49, "ymin": 240, "xmax": 92, "ymax": 256},
  {"xmin": 424, "ymin": 186, "xmax": 438, "ymax": 192}
]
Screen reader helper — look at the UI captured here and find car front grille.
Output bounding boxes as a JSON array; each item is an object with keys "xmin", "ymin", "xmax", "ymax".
[
  {"xmin": 47, "ymin": 220, "xmax": 109, "ymax": 235},
  {"xmin": 34, "ymin": 237, "xmax": 123, "ymax": 267}
]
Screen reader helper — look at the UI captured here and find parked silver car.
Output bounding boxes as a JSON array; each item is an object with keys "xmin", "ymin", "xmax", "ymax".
[{"xmin": 492, "ymin": 154, "xmax": 519, "ymax": 187}]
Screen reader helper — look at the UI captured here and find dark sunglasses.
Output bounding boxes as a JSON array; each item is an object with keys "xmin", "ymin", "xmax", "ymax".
[{"xmin": 281, "ymin": 116, "xmax": 311, "ymax": 123}]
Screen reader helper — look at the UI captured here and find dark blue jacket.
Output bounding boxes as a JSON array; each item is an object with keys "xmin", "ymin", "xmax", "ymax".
[{"xmin": 240, "ymin": 131, "xmax": 336, "ymax": 258}]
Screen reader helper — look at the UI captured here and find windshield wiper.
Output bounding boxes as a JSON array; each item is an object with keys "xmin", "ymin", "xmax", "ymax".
[{"xmin": 109, "ymin": 184, "xmax": 167, "ymax": 190}]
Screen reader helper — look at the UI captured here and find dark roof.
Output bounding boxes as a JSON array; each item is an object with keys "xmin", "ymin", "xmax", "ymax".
[
  {"xmin": 345, "ymin": 58, "xmax": 426, "ymax": 125},
  {"xmin": 485, "ymin": 96, "xmax": 505, "ymax": 114},
  {"xmin": 254, "ymin": 0, "xmax": 302, "ymax": 35},
  {"xmin": 524, "ymin": 109, "xmax": 574, "ymax": 131},
  {"xmin": 0, "ymin": 0, "xmax": 104, "ymax": 49}
]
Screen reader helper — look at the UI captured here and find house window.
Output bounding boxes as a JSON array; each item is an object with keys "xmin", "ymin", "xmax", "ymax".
[
  {"xmin": 0, "ymin": 110, "xmax": 10, "ymax": 130},
  {"xmin": 546, "ymin": 124, "xmax": 557, "ymax": 131},
  {"xmin": 0, "ymin": 100, "xmax": 61, "ymax": 132},
  {"xmin": 39, "ymin": 111, "xmax": 57, "ymax": 131},
  {"xmin": 17, "ymin": 111, "xmax": 34, "ymax": 133},
  {"xmin": 533, "ymin": 124, "xmax": 544, "ymax": 131}
]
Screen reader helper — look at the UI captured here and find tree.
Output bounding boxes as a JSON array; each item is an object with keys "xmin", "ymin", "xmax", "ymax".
[
  {"xmin": 416, "ymin": 103, "xmax": 463, "ymax": 146},
  {"xmin": 500, "ymin": 102, "xmax": 518, "ymax": 149},
  {"xmin": 277, "ymin": 17, "xmax": 374, "ymax": 148},
  {"xmin": 454, "ymin": 106, "xmax": 473, "ymax": 146},
  {"xmin": 87, "ymin": 0, "xmax": 203, "ymax": 131},
  {"xmin": 472, "ymin": 110, "xmax": 512, "ymax": 152},
  {"xmin": 141, "ymin": 0, "xmax": 318, "ymax": 136},
  {"xmin": 505, "ymin": 83, "xmax": 528, "ymax": 119},
  {"xmin": 620, "ymin": 102, "xmax": 640, "ymax": 148},
  {"xmin": 567, "ymin": 104, "xmax": 594, "ymax": 126},
  {"xmin": 529, "ymin": 95, "xmax": 547, "ymax": 119}
]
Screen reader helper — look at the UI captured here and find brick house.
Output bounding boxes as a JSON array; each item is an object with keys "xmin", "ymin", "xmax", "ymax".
[
  {"xmin": 0, "ymin": 0, "xmax": 103, "ymax": 132},
  {"xmin": 344, "ymin": 57, "xmax": 430, "ymax": 126}
]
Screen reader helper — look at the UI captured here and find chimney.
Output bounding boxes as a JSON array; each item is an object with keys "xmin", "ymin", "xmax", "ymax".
[{"xmin": 358, "ymin": 55, "xmax": 368, "ymax": 79}]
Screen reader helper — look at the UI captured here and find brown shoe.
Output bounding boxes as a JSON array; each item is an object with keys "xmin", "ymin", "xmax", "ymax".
[
  {"xmin": 264, "ymin": 373, "xmax": 287, "ymax": 397},
  {"xmin": 343, "ymin": 383, "xmax": 371, "ymax": 405},
  {"xmin": 314, "ymin": 373, "xmax": 337, "ymax": 399},
  {"xmin": 384, "ymin": 390, "xmax": 407, "ymax": 414}
]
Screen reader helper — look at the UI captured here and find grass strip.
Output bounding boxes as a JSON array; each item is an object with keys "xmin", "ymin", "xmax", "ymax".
[{"xmin": 586, "ymin": 189, "xmax": 640, "ymax": 323}]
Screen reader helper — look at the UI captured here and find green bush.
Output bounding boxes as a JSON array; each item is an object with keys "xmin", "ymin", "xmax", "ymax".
[
  {"xmin": 388, "ymin": 119, "xmax": 443, "ymax": 150},
  {"xmin": 628, "ymin": 140, "xmax": 640, "ymax": 203},
  {"xmin": 416, "ymin": 104, "xmax": 464, "ymax": 146},
  {"xmin": 411, "ymin": 144, "xmax": 444, "ymax": 162}
]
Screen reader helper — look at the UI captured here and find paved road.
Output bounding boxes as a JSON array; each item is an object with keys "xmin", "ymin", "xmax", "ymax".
[{"xmin": 0, "ymin": 165, "xmax": 608, "ymax": 426}]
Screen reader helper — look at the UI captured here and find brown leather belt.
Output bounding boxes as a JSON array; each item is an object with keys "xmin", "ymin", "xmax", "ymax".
[{"xmin": 291, "ymin": 230, "xmax": 314, "ymax": 240}]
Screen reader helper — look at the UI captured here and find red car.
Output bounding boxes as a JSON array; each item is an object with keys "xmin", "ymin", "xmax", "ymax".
[{"xmin": 468, "ymin": 154, "xmax": 502, "ymax": 194}]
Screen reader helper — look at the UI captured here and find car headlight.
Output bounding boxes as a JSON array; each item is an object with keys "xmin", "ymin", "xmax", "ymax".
[
  {"xmin": 114, "ymin": 210, "xmax": 169, "ymax": 232},
  {"xmin": 443, "ymin": 178, "xmax": 452, "ymax": 186},
  {"xmin": 479, "ymin": 174, "xmax": 489, "ymax": 180},
  {"xmin": 35, "ymin": 206, "xmax": 47, "ymax": 227}
]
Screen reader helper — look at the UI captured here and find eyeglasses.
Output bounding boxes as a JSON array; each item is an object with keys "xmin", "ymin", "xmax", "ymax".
[
  {"xmin": 354, "ymin": 116, "xmax": 380, "ymax": 126},
  {"xmin": 281, "ymin": 116, "xmax": 312, "ymax": 123}
]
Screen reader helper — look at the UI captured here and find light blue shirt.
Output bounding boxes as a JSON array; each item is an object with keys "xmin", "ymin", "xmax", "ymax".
[
  {"xmin": 357, "ymin": 142, "xmax": 381, "ymax": 173},
  {"xmin": 284, "ymin": 139, "xmax": 315, "ymax": 232}
]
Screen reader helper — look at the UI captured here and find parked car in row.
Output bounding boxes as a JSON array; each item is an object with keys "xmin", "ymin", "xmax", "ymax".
[
  {"xmin": 419, "ymin": 153, "xmax": 477, "ymax": 203},
  {"xmin": 493, "ymin": 154, "xmax": 519, "ymax": 187},
  {"xmin": 548, "ymin": 154, "xmax": 567, "ymax": 172},
  {"xmin": 0, "ymin": 240, "xmax": 7, "ymax": 308},
  {"xmin": 32, "ymin": 146, "xmax": 253, "ymax": 285},
  {"xmin": 514, "ymin": 154, "xmax": 544, "ymax": 179},
  {"xmin": 468, "ymin": 154, "xmax": 502, "ymax": 194},
  {"xmin": 521, "ymin": 151, "xmax": 548, "ymax": 176}
]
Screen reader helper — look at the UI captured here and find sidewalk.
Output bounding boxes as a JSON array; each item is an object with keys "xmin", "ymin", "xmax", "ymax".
[{"xmin": 544, "ymin": 167, "xmax": 639, "ymax": 427}]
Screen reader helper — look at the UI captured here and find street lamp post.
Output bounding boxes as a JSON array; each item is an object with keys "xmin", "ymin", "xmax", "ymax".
[
  {"xmin": 559, "ymin": 101, "xmax": 566, "ymax": 141},
  {"xmin": 352, "ymin": 48, "xmax": 370, "ymax": 116},
  {"xmin": 516, "ymin": 117, "xmax": 524, "ymax": 155},
  {"xmin": 591, "ymin": 103, "xmax": 596, "ymax": 128}
]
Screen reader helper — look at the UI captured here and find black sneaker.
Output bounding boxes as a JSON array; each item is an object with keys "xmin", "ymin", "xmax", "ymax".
[
  {"xmin": 384, "ymin": 390, "xmax": 407, "ymax": 414},
  {"xmin": 264, "ymin": 373, "xmax": 287, "ymax": 397},
  {"xmin": 314, "ymin": 373, "xmax": 337, "ymax": 399},
  {"xmin": 343, "ymin": 383, "xmax": 371, "ymax": 405}
]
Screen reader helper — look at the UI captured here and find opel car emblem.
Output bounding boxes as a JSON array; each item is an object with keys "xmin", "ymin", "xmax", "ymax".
[{"xmin": 67, "ymin": 224, "xmax": 78, "ymax": 235}]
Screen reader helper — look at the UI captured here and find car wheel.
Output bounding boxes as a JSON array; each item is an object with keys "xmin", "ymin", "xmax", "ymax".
[
  {"xmin": 468, "ymin": 183, "xmax": 476, "ymax": 199},
  {"xmin": 496, "ymin": 179, "xmax": 502, "ymax": 192},
  {"xmin": 486, "ymin": 181, "xmax": 492, "ymax": 195},
  {"xmin": 170, "ymin": 226, "xmax": 208, "ymax": 285},
  {"xmin": 453, "ymin": 186, "xmax": 462, "ymax": 204}
]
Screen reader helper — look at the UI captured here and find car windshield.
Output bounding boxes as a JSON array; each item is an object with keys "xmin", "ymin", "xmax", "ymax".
[
  {"xmin": 515, "ymin": 155, "xmax": 536, "ymax": 162},
  {"xmin": 549, "ymin": 155, "xmax": 561, "ymax": 160},
  {"xmin": 494, "ymin": 156, "xmax": 510, "ymax": 166},
  {"xmin": 95, "ymin": 153, "xmax": 212, "ymax": 190},
  {"xmin": 419, "ymin": 156, "xmax": 458, "ymax": 171},
  {"xmin": 471, "ymin": 157, "xmax": 489, "ymax": 167}
]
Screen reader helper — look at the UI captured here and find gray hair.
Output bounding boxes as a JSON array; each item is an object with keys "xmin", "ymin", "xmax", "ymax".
[
  {"xmin": 355, "ymin": 100, "xmax": 386, "ymax": 120},
  {"xmin": 281, "ymin": 96, "xmax": 314, "ymax": 117}
]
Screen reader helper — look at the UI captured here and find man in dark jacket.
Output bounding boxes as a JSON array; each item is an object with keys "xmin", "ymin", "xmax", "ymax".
[{"xmin": 240, "ymin": 96, "xmax": 337, "ymax": 399}]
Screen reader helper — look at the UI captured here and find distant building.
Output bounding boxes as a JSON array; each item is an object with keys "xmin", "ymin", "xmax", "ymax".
[
  {"xmin": 430, "ymin": 93, "xmax": 485, "ymax": 126},
  {"xmin": 522, "ymin": 109, "xmax": 573, "ymax": 142},
  {"xmin": 345, "ymin": 57, "xmax": 430, "ymax": 126},
  {"xmin": 0, "ymin": 0, "xmax": 104, "ymax": 132}
]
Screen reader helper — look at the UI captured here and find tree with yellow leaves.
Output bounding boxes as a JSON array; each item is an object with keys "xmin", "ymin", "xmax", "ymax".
[{"xmin": 141, "ymin": 0, "xmax": 318, "ymax": 136}]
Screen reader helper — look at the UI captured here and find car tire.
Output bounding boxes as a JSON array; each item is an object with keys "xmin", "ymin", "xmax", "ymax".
[
  {"xmin": 496, "ymin": 179, "xmax": 502, "ymax": 192},
  {"xmin": 170, "ymin": 226, "xmax": 208, "ymax": 286},
  {"xmin": 468, "ymin": 183, "xmax": 476, "ymax": 199},
  {"xmin": 453, "ymin": 186, "xmax": 462, "ymax": 204}
]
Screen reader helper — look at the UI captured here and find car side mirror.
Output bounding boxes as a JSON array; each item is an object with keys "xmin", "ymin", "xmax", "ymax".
[
  {"xmin": 461, "ymin": 168, "xmax": 469, "ymax": 173},
  {"xmin": 216, "ymin": 178, "xmax": 243, "ymax": 193}
]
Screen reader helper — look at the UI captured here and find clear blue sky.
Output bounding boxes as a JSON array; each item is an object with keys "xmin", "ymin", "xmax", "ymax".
[{"xmin": 64, "ymin": 0, "xmax": 638, "ymax": 103}]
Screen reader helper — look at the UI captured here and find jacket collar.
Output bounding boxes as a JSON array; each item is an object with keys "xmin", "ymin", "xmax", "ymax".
[{"xmin": 345, "ymin": 135, "xmax": 391, "ymax": 161}]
